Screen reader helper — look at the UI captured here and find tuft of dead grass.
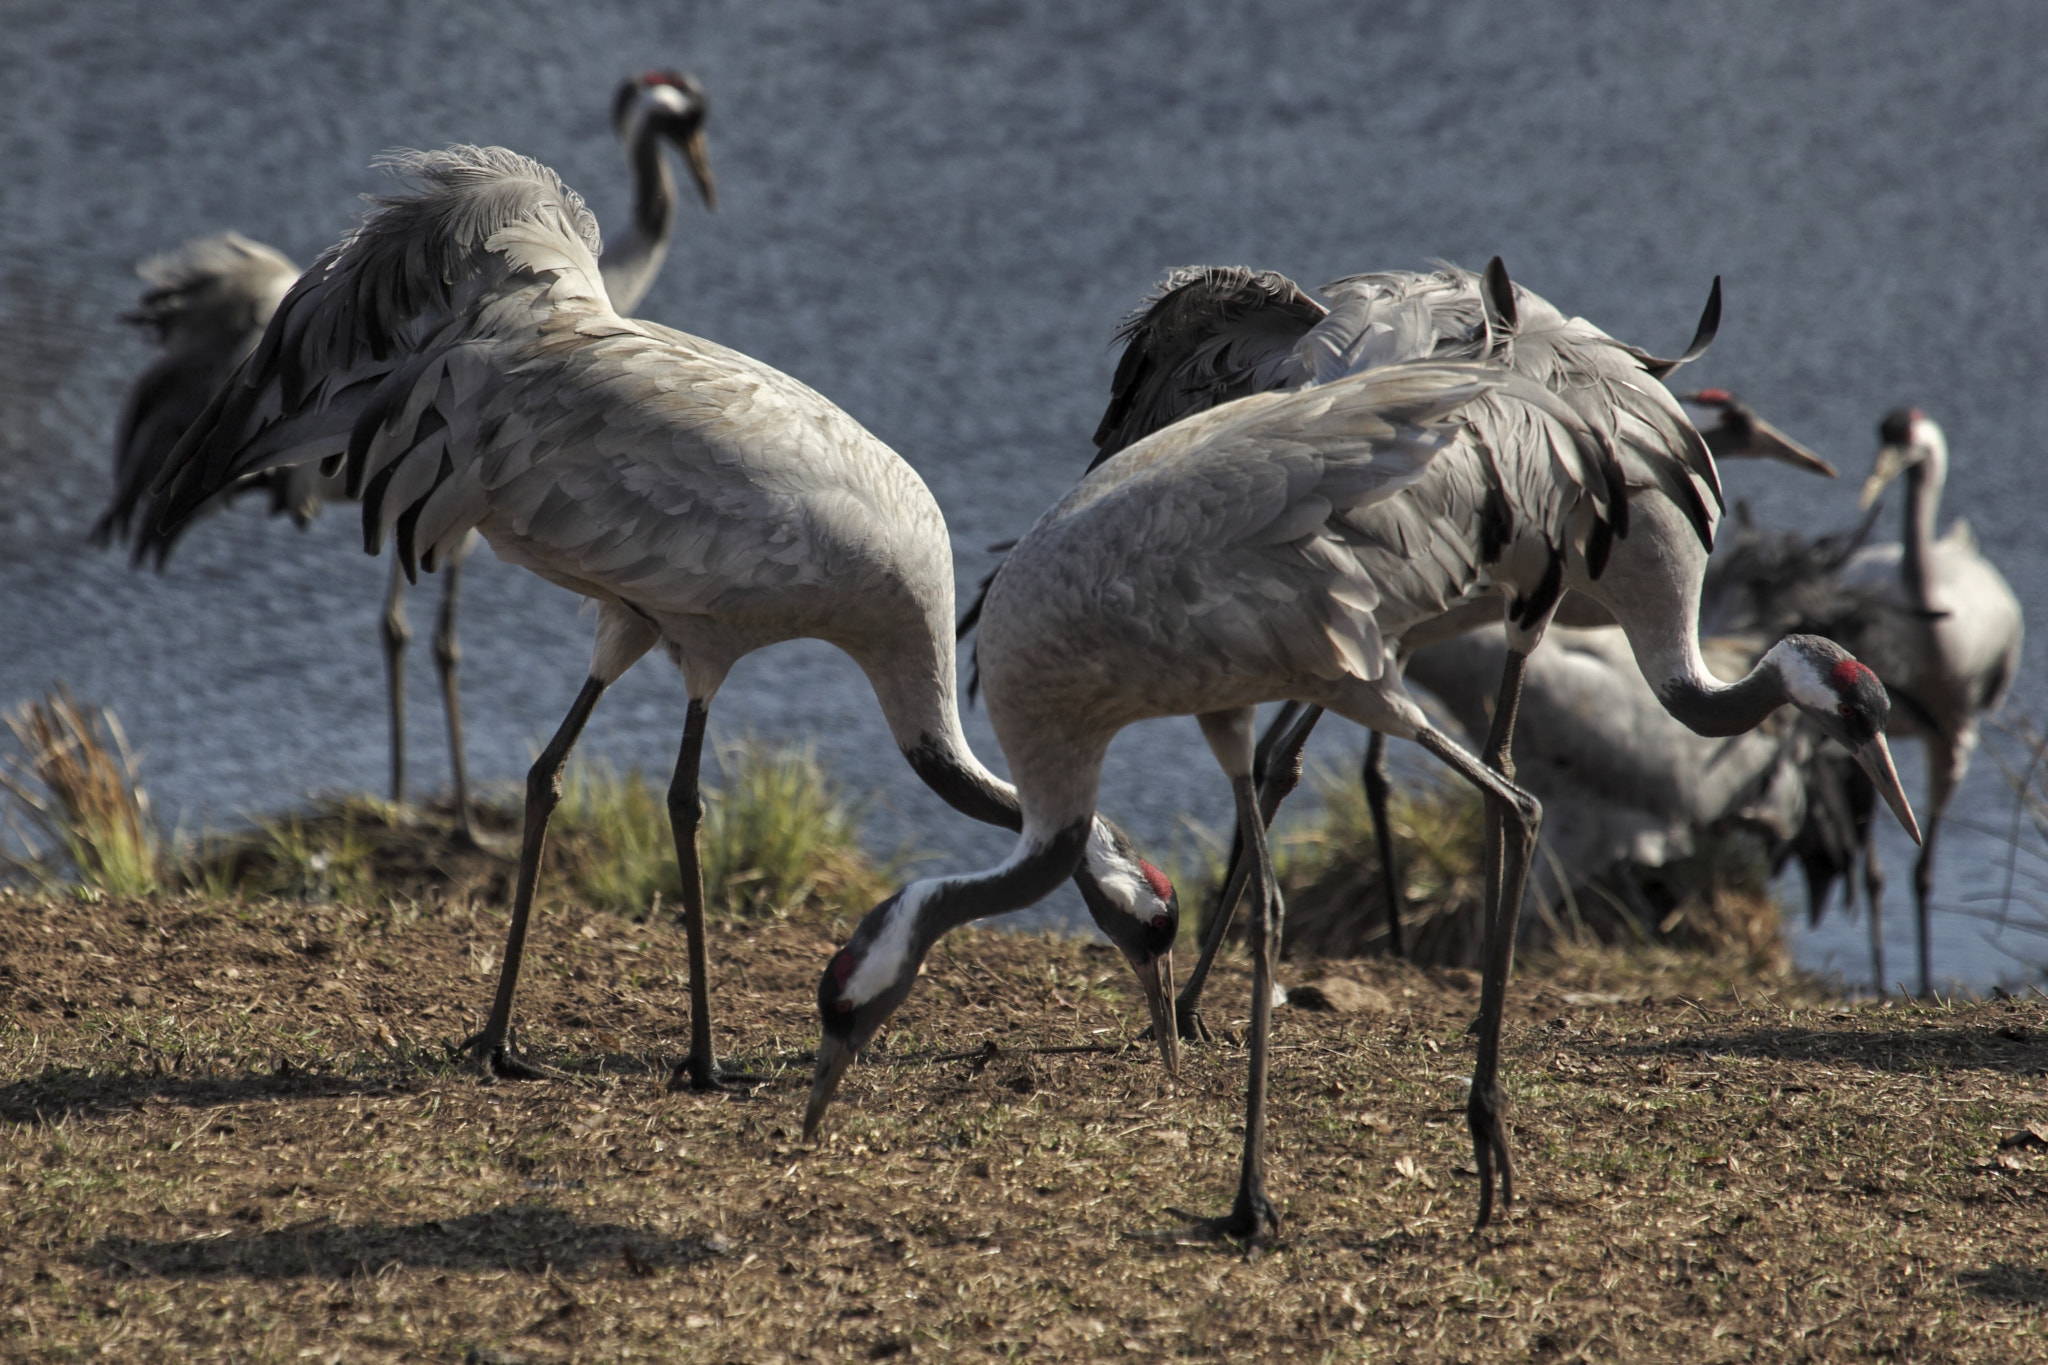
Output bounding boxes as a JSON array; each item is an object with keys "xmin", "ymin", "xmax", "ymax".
[
  {"xmin": 549, "ymin": 739, "xmax": 897, "ymax": 922},
  {"xmin": 0, "ymin": 889, "xmax": 2043, "ymax": 1361},
  {"xmin": 175, "ymin": 739, "xmax": 897, "ymax": 929},
  {"xmin": 1271, "ymin": 765, "xmax": 1488, "ymax": 966},
  {"xmin": 0, "ymin": 687, "xmax": 164, "ymax": 897}
]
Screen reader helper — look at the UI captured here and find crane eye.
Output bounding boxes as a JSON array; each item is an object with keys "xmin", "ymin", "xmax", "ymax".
[
  {"xmin": 1837, "ymin": 702, "xmax": 1854, "ymax": 718},
  {"xmin": 836, "ymin": 999, "xmax": 855, "ymax": 1013}
]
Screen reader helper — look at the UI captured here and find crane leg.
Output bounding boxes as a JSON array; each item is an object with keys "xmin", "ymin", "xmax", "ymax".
[
  {"xmin": 1177, "ymin": 712, "xmax": 1283, "ymax": 1252},
  {"xmin": 381, "ymin": 558, "xmax": 412, "ymax": 808},
  {"xmin": 1912, "ymin": 756, "xmax": 1958, "ymax": 1000},
  {"xmin": 1174, "ymin": 702, "xmax": 1323, "ymax": 1040},
  {"xmin": 666, "ymin": 700, "xmax": 760, "ymax": 1092},
  {"xmin": 1863, "ymin": 831, "xmax": 1887, "ymax": 998},
  {"xmin": 433, "ymin": 550, "xmax": 476, "ymax": 846},
  {"xmin": 1430, "ymin": 646, "xmax": 1537, "ymax": 1231},
  {"xmin": 464, "ymin": 676, "xmax": 607, "ymax": 1079},
  {"xmin": 1362, "ymin": 729, "xmax": 1405, "ymax": 959}
]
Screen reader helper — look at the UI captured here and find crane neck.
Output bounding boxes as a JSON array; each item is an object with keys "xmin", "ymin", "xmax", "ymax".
[
  {"xmin": 856, "ymin": 612, "xmax": 1020, "ymax": 831},
  {"xmin": 907, "ymin": 819, "xmax": 1095, "ymax": 955},
  {"xmin": 598, "ymin": 124, "xmax": 678, "ymax": 316},
  {"xmin": 1900, "ymin": 460, "xmax": 1943, "ymax": 616},
  {"xmin": 1577, "ymin": 492, "xmax": 1793, "ymax": 738}
]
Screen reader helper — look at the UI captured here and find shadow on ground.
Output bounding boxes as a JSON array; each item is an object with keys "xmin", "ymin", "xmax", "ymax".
[
  {"xmin": 1605, "ymin": 1024, "xmax": 2048, "ymax": 1076},
  {"xmin": 80, "ymin": 1202, "xmax": 730, "ymax": 1280},
  {"xmin": 1958, "ymin": 1262, "xmax": 2048, "ymax": 1305},
  {"xmin": 0, "ymin": 1067, "xmax": 416, "ymax": 1125}
]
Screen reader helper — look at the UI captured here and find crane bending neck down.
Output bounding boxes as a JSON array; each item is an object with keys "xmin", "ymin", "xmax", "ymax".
[{"xmin": 1580, "ymin": 491, "xmax": 1919, "ymax": 835}]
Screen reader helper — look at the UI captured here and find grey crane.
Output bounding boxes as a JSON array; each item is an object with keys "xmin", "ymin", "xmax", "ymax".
[
  {"xmin": 1697, "ymin": 402, "xmax": 2021, "ymax": 996},
  {"xmin": 95, "ymin": 71, "xmax": 718, "ymax": 841},
  {"xmin": 148, "ymin": 145, "xmax": 1179, "ymax": 1091},
  {"xmin": 983, "ymin": 264, "xmax": 1839, "ymax": 1034},
  {"xmin": 806, "ymin": 317, "xmax": 1917, "ymax": 1245}
]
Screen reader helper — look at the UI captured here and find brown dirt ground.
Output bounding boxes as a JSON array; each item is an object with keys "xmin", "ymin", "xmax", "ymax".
[{"xmin": 2, "ymin": 887, "xmax": 2046, "ymax": 1362}]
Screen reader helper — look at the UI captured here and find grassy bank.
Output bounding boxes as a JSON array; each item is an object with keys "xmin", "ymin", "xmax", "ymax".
[{"xmin": 2, "ymin": 888, "xmax": 2045, "ymax": 1361}]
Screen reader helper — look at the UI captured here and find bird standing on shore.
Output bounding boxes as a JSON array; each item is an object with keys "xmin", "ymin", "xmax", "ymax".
[
  {"xmin": 807, "ymin": 332, "xmax": 1918, "ymax": 1246},
  {"xmin": 96, "ymin": 72, "xmax": 719, "ymax": 842},
  {"xmin": 149, "ymin": 145, "xmax": 1179, "ymax": 1092}
]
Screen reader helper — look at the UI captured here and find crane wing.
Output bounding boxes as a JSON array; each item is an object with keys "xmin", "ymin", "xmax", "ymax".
[
  {"xmin": 1008, "ymin": 361, "xmax": 1598, "ymax": 686},
  {"xmin": 150, "ymin": 146, "xmax": 609, "ymax": 540},
  {"xmin": 1088, "ymin": 266, "xmax": 1326, "ymax": 467}
]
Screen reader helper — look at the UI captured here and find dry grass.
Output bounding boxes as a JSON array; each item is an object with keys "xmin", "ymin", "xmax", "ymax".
[
  {"xmin": 177, "ymin": 741, "xmax": 895, "ymax": 929},
  {"xmin": 0, "ymin": 687, "xmax": 165, "ymax": 898},
  {"xmin": 1269, "ymin": 767, "xmax": 1488, "ymax": 967},
  {"xmin": 2, "ymin": 886, "xmax": 2045, "ymax": 1362}
]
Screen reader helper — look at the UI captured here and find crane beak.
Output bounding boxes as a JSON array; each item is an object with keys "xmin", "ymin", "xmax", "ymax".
[
  {"xmin": 1131, "ymin": 950, "xmax": 1179, "ymax": 1076},
  {"xmin": 1742, "ymin": 417, "xmax": 1838, "ymax": 478},
  {"xmin": 802, "ymin": 1033, "xmax": 856, "ymax": 1142},
  {"xmin": 678, "ymin": 124, "xmax": 718, "ymax": 210},
  {"xmin": 1851, "ymin": 733, "xmax": 1922, "ymax": 845},
  {"xmin": 1859, "ymin": 444, "xmax": 1909, "ymax": 511}
]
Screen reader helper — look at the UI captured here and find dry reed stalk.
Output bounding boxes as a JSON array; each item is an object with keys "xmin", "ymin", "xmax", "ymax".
[{"xmin": 0, "ymin": 686, "xmax": 163, "ymax": 896}]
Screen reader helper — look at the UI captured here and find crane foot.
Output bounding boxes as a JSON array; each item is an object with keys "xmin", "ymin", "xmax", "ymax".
[
  {"xmin": 1166, "ymin": 1192, "xmax": 1281, "ymax": 1259},
  {"xmin": 456, "ymin": 1028, "xmax": 565, "ymax": 1083},
  {"xmin": 1466, "ymin": 1080, "xmax": 1516, "ymax": 1231},
  {"xmin": 1169, "ymin": 1006, "xmax": 1215, "ymax": 1044}
]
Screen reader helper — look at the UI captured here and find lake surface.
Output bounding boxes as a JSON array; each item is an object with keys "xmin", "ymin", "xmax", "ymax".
[{"xmin": 5, "ymin": 1, "xmax": 2046, "ymax": 990}]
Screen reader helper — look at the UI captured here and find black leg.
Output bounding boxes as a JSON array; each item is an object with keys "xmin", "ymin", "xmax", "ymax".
[
  {"xmin": 1175, "ymin": 703, "xmax": 1323, "ymax": 1039},
  {"xmin": 433, "ymin": 552, "xmax": 476, "ymax": 846},
  {"xmin": 1863, "ymin": 830, "xmax": 1886, "ymax": 998},
  {"xmin": 664, "ymin": 700, "xmax": 754, "ymax": 1092},
  {"xmin": 1417, "ymin": 646, "xmax": 1538, "ymax": 1232},
  {"xmin": 1912, "ymin": 798, "xmax": 1947, "ymax": 1000},
  {"xmin": 381, "ymin": 557, "xmax": 411, "ymax": 808},
  {"xmin": 1186, "ymin": 771, "xmax": 1285, "ymax": 1252},
  {"xmin": 1362, "ymin": 730, "xmax": 1404, "ymax": 958},
  {"xmin": 465, "ymin": 676, "xmax": 607, "ymax": 1079}
]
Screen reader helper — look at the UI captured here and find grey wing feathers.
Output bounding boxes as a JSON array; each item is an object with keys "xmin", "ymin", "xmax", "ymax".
[
  {"xmin": 151, "ymin": 147, "xmax": 609, "ymax": 545},
  {"xmin": 1088, "ymin": 266, "xmax": 1326, "ymax": 467},
  {"xmin": 1040, "ymin": 362, "xmax": 1583, "ymax": 684},
  {"xmin": 95, "ymin": 234, "xmax": 299, "ymax": 559}
]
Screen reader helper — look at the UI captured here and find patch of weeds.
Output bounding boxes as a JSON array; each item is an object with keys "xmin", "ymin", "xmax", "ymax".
[
  {"xmin": 0, "ymin": 687, "xmax": 165, "ymax": 897},
  {"xmin": 550, "ymin": 738, "xmax": 897, "ymax": 922}
]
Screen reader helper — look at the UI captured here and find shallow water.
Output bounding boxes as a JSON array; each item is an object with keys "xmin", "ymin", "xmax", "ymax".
[{"xmin": 4, "ymin": 2, "xmax": 2045, "ymax": 988}]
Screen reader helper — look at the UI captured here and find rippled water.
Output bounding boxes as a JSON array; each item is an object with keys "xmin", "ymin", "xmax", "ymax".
[{"xmin": 4, "ymin": 2, "xmax": 2045, "ymax": 988}]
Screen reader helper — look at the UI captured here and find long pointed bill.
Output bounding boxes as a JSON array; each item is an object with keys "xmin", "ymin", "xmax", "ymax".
[
  {"xmin": 1131, "ymin": 950, "xmax": 1179, "ymax": 1075},
  {"xmin": 802, "ymin": 1034, "xmax": 856, "ymax": 1142},
  {"xmin": 1860, "ymin": 445, "xmax": 1909, "ymax": 510},
  {"xmin": 681, "ymin": 125, "xmax": 718, "ymax": 209},
  {"xmin": 1749, "ymin": 417, "xmax": 1839, "ymax": 478},
  {"xmin": 1852, "ymin": 733, "xmax": 1922, "ymax": 844}
]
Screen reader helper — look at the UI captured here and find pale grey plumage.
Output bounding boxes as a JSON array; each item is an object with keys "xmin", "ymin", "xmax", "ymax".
[
  {"xmin": 101, "ymin": 76, "xmax": 718, "ymax": 833},
  {"xmin": 94, "ymin": 233, "xmax": 303, "ymax": 553},
  {"xmin": 154, "ymin": 144, "xmax": 1182, "ymax": 1088}
]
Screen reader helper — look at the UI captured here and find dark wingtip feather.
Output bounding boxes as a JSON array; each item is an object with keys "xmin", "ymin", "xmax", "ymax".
[{"xmin": 1640, "ymin": 275, "xmax": 1723, "ymax": 378}]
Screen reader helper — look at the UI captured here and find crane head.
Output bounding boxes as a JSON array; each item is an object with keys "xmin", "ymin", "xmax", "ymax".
[
  {"xmin": 805, "ymin": 883, "xmax": 928, "ymax": 1142},
  {"xmin": 613, "ymin": 70, "xmax": 718, "ymax": 210},
  {"xmin": 1862, "ymin": 408, "xmax": 1943, "ymax": 510},
  {"xmin": 1074, "ymin": 819, "xmax": 1181, "ymax": 1076},
  {"xmin": 1679, "ymin": 390, "xmax": 1839, "ymax": 478},
  {"xmin": 1771, "ymin": 635, "xmax": 1922, "ymax": 844}
]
